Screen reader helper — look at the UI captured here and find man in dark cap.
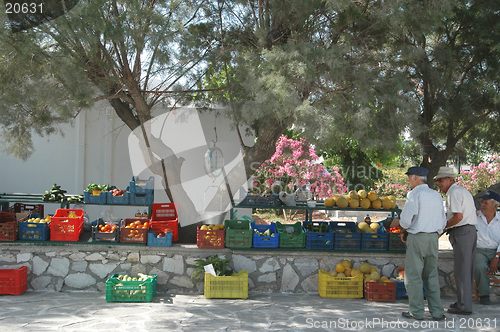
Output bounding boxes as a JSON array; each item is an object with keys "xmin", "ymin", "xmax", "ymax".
[
  {"xmin": 390, "ymin": 166, "xmax": 447, "ymax": 321},
  {"xmin": 475, "ymin": 191, "xmax": 500, "ymax": 305}
]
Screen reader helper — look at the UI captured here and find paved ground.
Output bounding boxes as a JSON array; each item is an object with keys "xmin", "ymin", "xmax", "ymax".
[{"xmin": 1, "ymin": 291, "xmax": 499, "ymax": 331}]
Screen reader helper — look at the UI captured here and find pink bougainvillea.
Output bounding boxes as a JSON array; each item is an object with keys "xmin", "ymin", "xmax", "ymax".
[
  {"xmin": 456, "ymin": 155, "xmax": 500, "ymax": 195},
  {"xmin": 253, "ymin": 135, "xmax": 347, "ymax": 199}
]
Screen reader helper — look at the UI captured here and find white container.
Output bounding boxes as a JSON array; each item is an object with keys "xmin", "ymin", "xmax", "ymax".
[{"xmin": 307, "ymin": 200, "xmax": 316, "ymax": 207}]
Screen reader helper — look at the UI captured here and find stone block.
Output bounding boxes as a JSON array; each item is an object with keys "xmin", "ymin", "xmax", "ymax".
[
  {"xmin": 280, "ymin": 264, "xmax": 299, "ymax": 292},
  {"xmin": 233, "ymin": 255, "xmax": 257, "ymax": 274},
  {"xmin": 47, "ymin": 257, "xmax": 70, "ymax": 277},
  {"xmin": 65, "ymin": 273, "xmax": 96, "ymax": 289}
]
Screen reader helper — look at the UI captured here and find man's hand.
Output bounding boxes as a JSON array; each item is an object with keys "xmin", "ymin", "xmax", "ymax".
[
  {"xmin": 390, "ymin": 218, "xmax": 400, "ymax": 228},
  {"xmin": 489, "ymin": 256, "xmax": 500, "ymax": 274}
]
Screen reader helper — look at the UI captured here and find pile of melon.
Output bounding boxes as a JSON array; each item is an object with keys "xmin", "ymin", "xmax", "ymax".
[
  {"xmin": 327, "ymin": 260, "xmax": 393, "ymax": 283},
  {"xmin": 323, "ymin": 190, "xmax": 396, "ymax": 210}
]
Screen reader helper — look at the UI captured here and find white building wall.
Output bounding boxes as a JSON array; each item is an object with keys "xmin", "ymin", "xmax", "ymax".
[{"xmin": 0, "ymin": 102, "xmax": 253, "ymax": 224}]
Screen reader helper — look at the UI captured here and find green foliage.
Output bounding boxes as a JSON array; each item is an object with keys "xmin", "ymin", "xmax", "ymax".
[{"xmin": 191, "ymin": 255, "xmax": 233, "ymax": 279}]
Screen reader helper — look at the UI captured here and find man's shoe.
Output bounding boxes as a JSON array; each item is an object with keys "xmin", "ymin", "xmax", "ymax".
[
  {"xmin": 432, "ymin": 315, "xmax": 446, "ymax": 321},
  {"xmin": 449, "ymin": 302, "xmax": 459, "ymax": 309},
  {"xmin": 402, "ymin": 311, "xmax": 424, "ymax": 320},
  {"xmin": 447, "ymin": 307, "xmax": 472, "ymax": 315},
  {"xmin": 479, "ymin": 296, "xmax": 491, "ymax": 305}
]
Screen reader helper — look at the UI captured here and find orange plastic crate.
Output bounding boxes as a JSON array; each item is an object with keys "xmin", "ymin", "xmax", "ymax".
[
  {"xmin": 197, "ymin": 226, "xmax": 225, "ymax": 249},
  {"xmin": 0, "ymin": 212, "xmax": 18, "ymax": 241},
  {"xmin": 120, "ymin": 219, "xmax": 149, "ymax": 244},
  {"xmin": 0, "ymin": 266, "xmax": 27, "ymax": 295},
  {"xmin": 50, "ymin": 209, "xmax": 84, "ymax": 242},
  {"xmin": 364, "ymin": 281, "xmax": 396, "ymax": 302},
  {"xmin": 151, "ymin": 203, "xmax": 178, "ymax": 241}
]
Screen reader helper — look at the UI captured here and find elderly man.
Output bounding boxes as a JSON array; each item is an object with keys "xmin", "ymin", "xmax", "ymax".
[
  {"xmin": 475, "ymin": 191, "xmax": 500, "ymax": 305},
  {"xmin": 434, "ymin": 166, "xmax": 477, "ymax": 315},
  {"xmin": 391, "ymin": 166, "xmax": 446, "ymax": 321}
]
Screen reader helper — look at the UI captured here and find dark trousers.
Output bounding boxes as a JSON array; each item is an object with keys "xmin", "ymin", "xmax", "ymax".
[{"xmin": 448, "ymin": 225, "xmax": 477, "ymax": 312}]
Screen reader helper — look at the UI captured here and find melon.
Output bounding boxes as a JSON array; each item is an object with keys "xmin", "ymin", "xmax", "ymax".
[
  {"xmin": 371, "ymin": 199, "xmax": 382, "ymax": 209},
  {"xmin": 360, "ymin": 197, "xmax": 371, "ymax": 209},
  {"xmin": 367, "ymin": 191, "xmax": 378, "ymax": 202},
  {"xmin": 336, "ymin": 195, "xmax": 349, "ymax": 208},
  {"xmin": 349, "ymin": 199, "xmax": 359, "ymax": 209},
  {"xmin": 324, "ymin": 197, "xmax": 336, "ymax": 208}
]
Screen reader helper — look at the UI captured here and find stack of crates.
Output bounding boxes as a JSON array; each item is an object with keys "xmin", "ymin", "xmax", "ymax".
[
  {"xmin": 129, "ymin": 176, "xmax": 154, "ymax": 205},
  {"xmin": 150, "ymin": 203, "xmax": 178, "ymax": 242}
]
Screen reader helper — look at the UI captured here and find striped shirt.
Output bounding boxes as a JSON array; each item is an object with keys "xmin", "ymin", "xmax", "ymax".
[{"xmin": 400, "ymin": 184, "xmax": 447, "ymax": 234}]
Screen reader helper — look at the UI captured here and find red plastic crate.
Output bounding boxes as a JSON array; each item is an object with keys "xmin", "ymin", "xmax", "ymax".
[
  {"xmin": 0, "ymin": 266, "xmax": 28, "ymax": 295},
  {"xmin": 151, "ymin": 203, "xmax": 178, "ymax": 242},
  {"xmin": 50, "ymin": 209, "xmax": 84, "ymax": 242},
  {"xmin": 0, "ymin": 212, "xmax": 18, "ymax": 241},
  {"xmin": 120, "ymin": 219, "xmax": 149, "ymax": 244},
  {"xmin": 151, "ymin": 203, "xmax": 178, "ymax": 221},
  {"xmin": 8, "ymin": 203, "xmax": 44, "ymax": 221},
  {"xmin": 364, "ymin": 281, "xmax": 396, "ymax": 302},
  {"xmin": 196, "ymin": 226, "xmax": 225, "ymax": 249}
]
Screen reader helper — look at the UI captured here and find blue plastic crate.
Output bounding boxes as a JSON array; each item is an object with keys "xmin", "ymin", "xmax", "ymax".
[
  {"xmin": 361, "ymin": 232, "xmax": 389, "ymax": 251},
  {"xmin": 393, "ymin": 279, "xmax": 426, "ymax": 299},
  {"xmin": 19, "ymin": 220, "xmax": 50, "ymax": 241},
  {"xmin": 251, "ymin": 222, "xmax": 279, "ymax": 248},
  {"xmin": 129, "ymin": 192, "xmax": 153, "ymax": 205},
  {"xmin": 303, "ymin": 221, "xmax": 334, "ymax": 250},
  {"xmin": 129, "ymin": 176, "xmax": 154, "ymax": 194},
  {"xmin": 394, "ymin": 279, "xmax": 407, "ymax": 299},
  {"xmin": 106, "ymin": 191, "xmax": 130, "ymax": 205},
  {"xmin": 330, "ymin": 221, "xmax": 361, "ymax": 251},
  {"xmin": 147, "ymin": 231, "xmax": 172, "ymax": 247},
  {"xmin": 84, "ymin": 190, "xmax": 107, "ymax": 204}
]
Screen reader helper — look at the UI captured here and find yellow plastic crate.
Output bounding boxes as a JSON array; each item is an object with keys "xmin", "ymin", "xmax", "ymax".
[
  {"xmin": 318, "ymin": 269, "xmax": 363, "ymax": 298},
  {"xmin": 204, "ymin": 270, "xmax": 248, "ymax": 299}
]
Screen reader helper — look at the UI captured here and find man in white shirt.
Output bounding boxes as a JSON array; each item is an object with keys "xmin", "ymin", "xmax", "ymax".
[
  {"xmin": 475, "ymin": 191, "xmax": 500, "ymax": 305},
  {"xmin": 435, "ymin": 166, "xmax": 477, "ymax": 315},
  {"xmin": 391, "ymin": 166, "xmax": 446, "ymax": 321}
]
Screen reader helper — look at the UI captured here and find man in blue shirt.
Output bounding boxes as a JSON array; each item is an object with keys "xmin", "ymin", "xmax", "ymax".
[{"xmin": 391, "ymin": 166, "xmax": 447, "ymax": 321}]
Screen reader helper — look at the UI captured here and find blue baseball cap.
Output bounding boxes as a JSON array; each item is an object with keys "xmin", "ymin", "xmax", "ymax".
[
  {"xmin": 480, "ymin": 191, "xmax": 500, "ymax": 202},
  {"xmin": 405, "ymin": 166, "xmax": 429, "ymax": 177}
]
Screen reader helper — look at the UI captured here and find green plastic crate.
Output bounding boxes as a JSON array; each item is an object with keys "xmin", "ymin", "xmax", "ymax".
[
  {"xmin": 105, "ymin": 274, "xmax": 157, "ymax": 302},
  {"xmin": 224, "ymin": 219, "xmax": 252, "ymax": 249},
  {"xmin": 276, "ymin": 222, "xmax": 306, "ymax": 248}
]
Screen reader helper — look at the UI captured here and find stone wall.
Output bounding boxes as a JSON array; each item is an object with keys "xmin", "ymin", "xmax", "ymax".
[{"xmin": 0, "ymin": 242, "xmax": 457, "ymax": 295}]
